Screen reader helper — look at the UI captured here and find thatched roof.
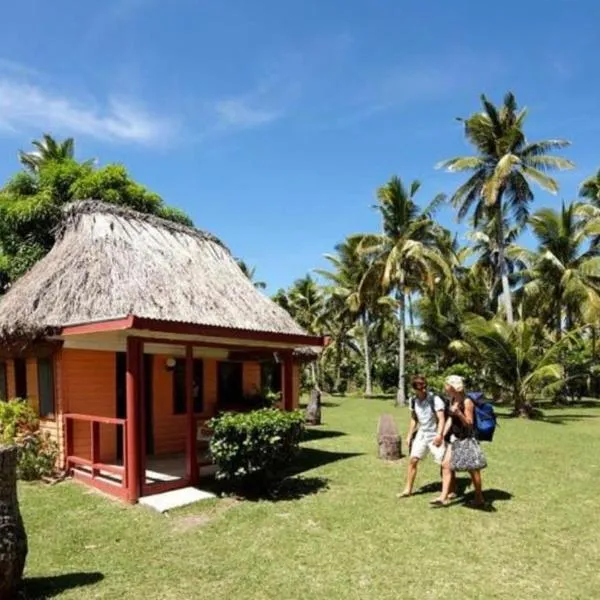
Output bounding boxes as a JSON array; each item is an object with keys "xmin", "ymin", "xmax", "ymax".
[{"xmin": 0, "ymin": 201, "xmax": 315, "ymax": 346}]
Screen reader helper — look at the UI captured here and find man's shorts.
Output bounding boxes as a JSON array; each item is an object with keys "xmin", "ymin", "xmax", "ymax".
[{"xmin": 410, "ymin": 431, "xmax": 446, "ymax": 464}]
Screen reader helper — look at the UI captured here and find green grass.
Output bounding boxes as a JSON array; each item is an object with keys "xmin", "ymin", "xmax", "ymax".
[{"xmin": 19, "ymin": 397, "xmax": 600, "ymax": 599}]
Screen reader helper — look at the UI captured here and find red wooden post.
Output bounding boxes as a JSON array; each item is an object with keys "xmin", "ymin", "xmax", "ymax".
[
  {"xmin": 121, "ymin": 425, "xmax": 128, "ymax": 490},
  {"xmin": 64, "ymin": 416, "xmax": 73, "ymax": 471},
  {"xmin": 283, "ymin": 353, "xmax": 294, "ymax": 412},
  {"xmin": 126, "ymin": 336, "xmax": 141, "ymax": 503},
  {"xmin": 139, "ymin": 342, "xmax": 146, "ymax": 490},
  {"xmin": 186, "ymin": 344, "xmax": 199, "ymax": 485},
  {"xmin": 91, "ymin": 421, "xmax": 100, "ymax": 479}
]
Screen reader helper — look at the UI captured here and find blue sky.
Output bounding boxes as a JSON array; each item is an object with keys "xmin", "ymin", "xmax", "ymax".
[{"xmin": 0, "ymin": 0, "xmax": 599, "ymax": 292}]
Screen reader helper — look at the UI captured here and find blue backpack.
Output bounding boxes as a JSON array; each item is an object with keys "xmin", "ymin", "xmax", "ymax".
[{"xmin": 467, "ymin": 392, "xmax": 497, "ymax": 442}]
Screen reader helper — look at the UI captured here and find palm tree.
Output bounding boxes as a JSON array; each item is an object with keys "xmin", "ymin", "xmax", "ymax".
[
  {"xmin": 451, "ymin": 315, "xmax": 572, "ymax": 416},
  {"xmin": 512, "ymin": 202, "xmax": 600, "ymax": 334},
  {"xmin": 438, "ymin": 92, "xmax": 574, "ymax": 324},
  {"xmin": 316, "ymin": 237, "xmax": 382, "ymax": 396},
  {"xmin": 18, "ymin": 134, "xmax": 76, "ymax": 172},
  {"xmin": 236, "ymin": 259, "xmax": 267, "ymax": 290},
  {"xmin": 286, "ymin": 275, "xmax": 325, "ymax": 388},
  {"xmin": 580, "ymin": 168, "xmax": 600, "ymax": 204},
  {"xmin": 358, "ymin": 176, "xmax": 449, "ymax": 405},
  {"xmin": 468, "ymin": 215, "xmax": 524, "ymax": 312}
]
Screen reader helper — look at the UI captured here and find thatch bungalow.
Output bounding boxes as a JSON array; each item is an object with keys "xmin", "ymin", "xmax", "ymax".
[{"xmin": 0, "ymin": 201, "xmax": 324, "ymax": 502}]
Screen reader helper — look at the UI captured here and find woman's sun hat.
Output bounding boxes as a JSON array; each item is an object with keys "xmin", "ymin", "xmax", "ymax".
[{"xmin": 445, "ymin": 374, "xmax": 465, "ymax": 392}]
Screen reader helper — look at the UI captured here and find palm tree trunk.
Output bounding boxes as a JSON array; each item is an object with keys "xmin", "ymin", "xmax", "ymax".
[
  {"xmin": 396, "ymin": 275, "xmax": 407, "ymax": 407},
  {"xmin": 496, "ymin": 207, "xmax": 514, "ymax": 325},
  {"xmin": 593, "ymin": 326, "xmax": 598, "ymax": 397},
  {"xmin": 362, "ymin": 313, "xmax": 372, "ymax": 397},
  {"xmin": 408, "ymin": 293, "xmax": 415, "ymax": 330},
  {"xmin": 310, "ymin": 362, "xmax": 318, "ymax": 390},
  {"xmin": 334, "ymin": 340, "xmax": 343, "ymax": 393}
]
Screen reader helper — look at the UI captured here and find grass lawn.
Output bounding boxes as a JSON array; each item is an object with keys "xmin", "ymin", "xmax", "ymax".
[{"xmin": 18, "ymin": 397, "xmax": 600, "ymax": 599}]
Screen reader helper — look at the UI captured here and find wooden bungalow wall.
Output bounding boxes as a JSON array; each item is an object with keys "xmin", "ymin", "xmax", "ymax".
[{"xmin": 3, "ymin": 348, "xmax": 300, "ymax": 468}]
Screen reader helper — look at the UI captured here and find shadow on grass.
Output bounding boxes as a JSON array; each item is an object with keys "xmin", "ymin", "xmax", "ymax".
[
  {"xmin": 21, "ymin": 572, "xmax": 104, "ymax": 599},
  {"xmin": 534, "ymin": 413, "xmax": 600, "ymax": 425},
  {"xmin": 544, "ymin": 399, "xmax": 600, "ymax": 410},
  {"xmin": 413, "ymin": 477, "xmax": 472, "ymax": 497},
  {"xmin": 269, "ymin": 476, "xmax": 329, "ymax": 501},
  {"xmin": 460, "ymin": 488, "xmax": 513, "ymax": 512},
  {"xmin": 299, "ymin": 401, "xmax": 340, "ymax": 410},
  {"xmin": 288, "ymin": 447, "xmax": 364, "ymax": 477},
  {"xmin": 211, "ymin": 448, "xmax": 361, "ymax": 503},
  {"xmin": 302, "ymin": 428, "xmax": 346, "ymax": 442}
]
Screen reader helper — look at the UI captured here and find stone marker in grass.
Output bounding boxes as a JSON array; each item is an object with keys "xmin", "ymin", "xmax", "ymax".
[
  {"xmin": 377, "ymin": 414, "xmax": 401, "ymax": 460},
  {"xmin": 305, "ymin": 389, "xmax": 322, "ymax": 426},
  {"xmin": 0, "ymin": 445, "xmax": 28, "ymax": 600}
]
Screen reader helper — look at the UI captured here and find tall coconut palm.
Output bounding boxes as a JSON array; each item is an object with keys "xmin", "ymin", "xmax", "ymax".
[
  {"xmin": 316, "ymin": 237, "xmax": 383, "ymax": 396},
  {"xmin": 579, "ymin": 168, "xmax": 600, "ymax": 204},
  {"xmin": 438, "ymin": 92, "xmax": 574, "ymax": 324},
  {"xmin": 18, "ymin": 134, "xmax": 76, "ymax": 172},
  {"xmin": 236, "ymin": 259, "xmax": 267, "ymax": 290},
  {"xmin": 468, "ymin": 215, "xmax": 524, "ymax": 312},
  {"xmin": 286, "ymin": 275, "xmax": 325, "ymax": 388},
  {"xmin": 358, "ymin": 176, "xmax": 450, "ymax": 405},
  {"xmin": 511, "ymin": 202, "xmax": 600, "ymax": 334}
]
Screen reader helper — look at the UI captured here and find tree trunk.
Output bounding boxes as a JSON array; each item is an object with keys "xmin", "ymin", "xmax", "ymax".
[
  {"xmin": 496, "ymin": 210, "xmax": 514, "ymax": 325},
  {"xmin": 593, "ymin": 326, "xmax": 598, "ymax": 397},
  {"xmin": 333, "ymin": 338, "xmax": 343, "ymax": 394},
  {"xmin": 309, "ymin": 363, "xmax": 319, "ymax": 392},
  {"xmin": 408, "ymin": 293, "xmax": 414, "ymax": 330},
  {"xmin": 362, "ymin": 313, "xmax": 372, "ymax": 397},
  {"xmin": 0, "ymin": 446, "xmax": 28, "ymax": 600},
  {"xmin": 396, "ymin": 275, "xmax": 407, "ymax": 407}
]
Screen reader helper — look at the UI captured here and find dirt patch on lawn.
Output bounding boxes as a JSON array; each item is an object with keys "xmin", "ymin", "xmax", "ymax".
[{"xmin": 172, "ymin": 497, "xmax": 240, "ymax": 532}]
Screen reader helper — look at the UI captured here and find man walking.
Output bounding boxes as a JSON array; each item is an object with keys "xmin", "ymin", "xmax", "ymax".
[{"xmin": 397, "ymin": 375, "xmax": 446, "ymax": 498}]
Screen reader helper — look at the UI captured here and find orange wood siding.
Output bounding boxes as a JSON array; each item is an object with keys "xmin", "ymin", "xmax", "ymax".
[
  {"xmin": 243, "ymin": 361, "xmax": 261, "ymax": 395},
  {"xmin": 6, "ymin": 359, "xmax": 15, "ymax": 398},
  {"xmin": 62, "ymin": 349, "xmax": 116, "ymax": 463},
  {"xmin": 26, "ymin": 357, "xmax": 63, "ymax": 463},
  {"xmin": 152, "ymin": 356, "xmax": 219, "ymax": 455}
]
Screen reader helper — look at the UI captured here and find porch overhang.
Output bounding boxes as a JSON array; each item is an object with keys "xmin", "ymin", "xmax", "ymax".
[{"xmin": 59, "ymin": 315, "xmax": 326, "ymax": 350}]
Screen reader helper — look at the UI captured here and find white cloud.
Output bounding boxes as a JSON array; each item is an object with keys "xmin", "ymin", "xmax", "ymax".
[
  {"xmin": 214, "ymin": 98, "xmax": 282, "ymax": 130},
  {"xmin": 0, "ymin": 77, "xmax": 177, "ymax": 144}
]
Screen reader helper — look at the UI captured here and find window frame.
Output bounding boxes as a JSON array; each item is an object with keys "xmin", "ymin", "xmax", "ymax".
[
  {"xmin": 0, "ymin": 361, "xmax": 7, "ymax": 401},
  {"xmin": 173, "ymin": 358, "xmax": 204, "ymax": 415},
  {"xmin": 260, "ymin": 360, "xmax": 282, "ymax": 395},
  {"xmin": 217, "ymin": 361, "xmax": 244, "ymax": 408},
  {"xmin": 13, "ymin": 358, "xmax": 27, "ymax": 399}
]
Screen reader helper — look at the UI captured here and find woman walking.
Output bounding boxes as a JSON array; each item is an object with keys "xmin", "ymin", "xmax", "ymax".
[{"xmin": 433, "ymin": 375, "xmax": 487, "ymax": 507}]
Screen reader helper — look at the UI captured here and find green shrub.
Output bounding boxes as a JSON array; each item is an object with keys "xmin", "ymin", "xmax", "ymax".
[
  {"xmin": 208, "ymin": 409, "xmax": 305, "ymax": 490},
  {"xmin": 0, "ymin": 398, "xmax": 58, "ymax": 480}
]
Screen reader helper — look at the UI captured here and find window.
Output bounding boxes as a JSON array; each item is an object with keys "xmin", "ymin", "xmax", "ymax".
[
  {"xmin": 14, "ymin": 358, "xmax": 27, "ymax": 399},
  {"xmin": 37, "ymin": 357, "xmax": 55, "ymax": 418},
  {"xmin": 217, "ymin": 362, "xmax": 243, "ymax": 407},
  {"xmin": 173, "ymin": 359, "xmax": 204, "ymax": 414},
  {"xmin": 261, "ymin": 360, "xmax": 282, "ymax": 394},
  {"xmin": 0, "ymin": 362, "xmax": 7, "ymax": 401}
]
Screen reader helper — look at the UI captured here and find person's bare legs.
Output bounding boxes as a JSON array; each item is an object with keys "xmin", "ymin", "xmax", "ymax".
[
  {"xmin": 431, "ymin": 447, "xmax": 453, "ymax": 504},
  {"xmin": 448, "ymin": 471, "xmax": 457, "ymax": 499},
  {"xmin": 398, "ymin": 457, "xmax": 419, "ymax": 497},
  {"xmin": 469, "ymin": 470, "xmax": 485, "ymax": 505}
]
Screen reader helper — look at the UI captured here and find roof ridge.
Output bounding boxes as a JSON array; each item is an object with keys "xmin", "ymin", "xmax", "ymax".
[{"xmin": 59, "ymin": 200, "xmax": 228, "ymax": 251}]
